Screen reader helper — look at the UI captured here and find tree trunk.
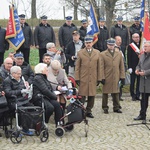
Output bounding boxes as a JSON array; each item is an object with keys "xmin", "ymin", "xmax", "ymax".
[
  {"xmin": 74, "ymin": 0, "xmax": 78, "ymax": 20},
  {"xmin": 31, "ymin": 0, "xmax": 37, "ymax": 19}
]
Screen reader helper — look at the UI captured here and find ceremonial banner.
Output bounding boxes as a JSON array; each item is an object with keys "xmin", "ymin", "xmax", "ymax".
[
  {"xmin": 87, "ymin": 4, "xmax": 99, "ymax": 44},
  {"xmin": 5, "ymin": 5, "xmax": 25, "ymax": 51}
]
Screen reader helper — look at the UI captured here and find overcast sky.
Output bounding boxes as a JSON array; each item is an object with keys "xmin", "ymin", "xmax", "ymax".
[{"xmin": 0, "ymin": 0, "xmax": 76, "ymax": 20}]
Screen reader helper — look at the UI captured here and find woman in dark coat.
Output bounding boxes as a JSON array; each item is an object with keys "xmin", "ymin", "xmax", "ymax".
[{"xmin": 32, "ymin": 63, "xmax": 63, "ymax": 125}]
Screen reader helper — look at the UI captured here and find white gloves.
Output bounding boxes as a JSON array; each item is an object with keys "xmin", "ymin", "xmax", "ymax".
[
  {"xmin": 128, "ymin": 68, "xmax": 133, "ymax": 74},
  {"xmin": 21, "ymin": 84, "xmax": 33, "ymax": 99},
  {"xmin": 21, "ymin": 89, "xmax": 29, "ymax": 94}
]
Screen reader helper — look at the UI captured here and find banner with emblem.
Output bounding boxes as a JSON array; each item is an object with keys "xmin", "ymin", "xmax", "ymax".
[
  {"xmin": 5, "ymin": 4, "xmax": 25, "ymax": 51},
  {"xmin": 87, "ymin": 4, "xmax": 99, "ymax": 44},
  {"xmin": 140, "ymin": 0, "xmax": 150, "ymax": 53}
]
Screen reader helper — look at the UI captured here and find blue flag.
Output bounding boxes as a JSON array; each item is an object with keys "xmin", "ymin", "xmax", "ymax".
[
  {"xmin": 140, "ymin": 0, "xmax": 145, "ymax": 32},
  {"xmin": 6, "ymin": 5, "xmax": 25, "ymax": 51},
  {"xmin": 87, "ymin": 5, "xmax": 99, "ymax": 43}
]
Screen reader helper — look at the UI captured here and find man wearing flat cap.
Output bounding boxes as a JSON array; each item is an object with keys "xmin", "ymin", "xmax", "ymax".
[
  {"xmin": 34, "ymin": 15, "xmax": 55, "ymax": 62},
  {"xmin": 17, "ymin": 14, "xmax": 33, "ymax": 64},
  {"xmin": 66, "ymin": 31, "xmax": 83, "ymax": 77},
  {"xmin": 100, "ymin": 38, "xmax": 125, "ymax": 114},
  {"xmin": 94, "ymin": 17, "xmax": 109, "ymax": 52},
  {"xmin": 129, "ymin": 16, "xmax": 142, "ymax": 43},
  {"xmin": 79, "ymin": 19, "xmax": 88, "ymax": 42},
  {"xmin": 58, "ymin": 16, "xmax": 77, "ymax": 73},
  {"xmin": 75, "ymin": 36, "xmax": 101, "ymax": 118},
  {"xmin": 110, "ymin": 16, "xmax": 129, "ymax": 58}
]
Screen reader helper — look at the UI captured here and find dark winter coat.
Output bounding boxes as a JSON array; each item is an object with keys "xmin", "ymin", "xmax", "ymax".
[
  {"xmin": 0, "ymin": 27, "xmax": 9, "ymax": 53},
  {"xmin": 79, "ymin": 26, "xmax": 87, "ymax": 42},
  {"xmin": 111, "ymin": 24, "xmax": 129, "ymax": 52},
  {"xmin": 34, "ymin": 23, "xmax": 55, "ymax": 48},
  {"xmin": 32, "ymin": 74, "xmax": 57, "ymax": 103},
  {"xmin": 65, "ymin": 41, "xmax": 84, "ymax": 67},
  {"xmin": 3, "ymin": 75, "xmax": 28, "ymax": 107},
  {"xmin": 19, "ymin": 22, "xmax": 33, "ymax": 49},
  {"xmin": 94, "ymin": 26, "xmax": 109, "ymax": 52},
  {"xmin": 58, "ymin": 23, "xmax": 78, "ymax": 48},
  {"xmin": 129, "ymin": 24, "xmax": 142, "ymax": 39},
  {"xmin": 0, "ymin": 65, "xmax": 10, "ymax": 82}
]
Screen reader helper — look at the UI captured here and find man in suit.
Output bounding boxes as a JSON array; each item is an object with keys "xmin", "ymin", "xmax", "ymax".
[
  {"xmin": 127, "ymin": 33, "xmax": 140, "ymax": 101},
  {"xmin": 111, "ymin": 16, "xmax": 129, "ymax": 58},
  {"xmin": 134, "ymin": 41, "xmax": 150, "ymax": 120},
  {"xmin": 75, "ymin": 36, "xmax": 101, "ymax": 118},
  {"xmin": 34, "ymin": 15, "xmax": 55, "ymax": 62},
  {"xmin": 17, "ymin": 14, "xmax": 33, "ymax": 63}
]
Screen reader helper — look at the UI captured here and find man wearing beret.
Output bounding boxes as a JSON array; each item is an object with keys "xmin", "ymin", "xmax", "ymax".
[
  {"xmin": 75, "ymin": 36, "xmax": 101, "ymax": 118},
  {"xmin": 110, "ymin": 16, "xmax": 129, "ymax": 58},
  {"xmin": 58, "ymin": 16, "xmax": 78, "ymax": 74},
  {"xmin": 100, "ymin": 38, "xmax": 125, "ymax": 114},
  {"xmin": 79, "ymin": 19, "xmax": 88, "ymax": 42},
  {"xmin": 17, "ymin": 14, "xmax": 33, "ymax": 64},
  {"xmin": 94, "ymin": 17, "xmax": 109, "ymax": 52},
  {"xmin": 34, "ymin": 15, "xmax": 55, "ymax": 62}
]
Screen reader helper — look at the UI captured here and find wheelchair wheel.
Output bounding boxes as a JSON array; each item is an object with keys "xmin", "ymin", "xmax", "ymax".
[
  {"xmin": 40, "ymin": 129, "xmax": 49, "ymax": 142},
  {"xmin": 55, "ymin": 127, "xmax": 65, "ymax": 137},
  {"xmin": 10, "ymin": 131, "xmax": 22, "ymax": 144},
  {"xmin": 65, "ymin": 122, "xmax": 74, "ymax": 132}
]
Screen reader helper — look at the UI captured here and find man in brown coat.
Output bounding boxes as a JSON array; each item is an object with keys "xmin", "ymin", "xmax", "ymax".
[
  {"xmin": 100, "ymin": 38, "xmax": 125, "ymax": 114},
  {"xmin": 75, "ymin": 36, "xmax": 101, "ymax": 118}
]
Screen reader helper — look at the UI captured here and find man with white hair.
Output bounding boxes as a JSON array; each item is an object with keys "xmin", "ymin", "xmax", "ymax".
[
  {"xmin": 134, "ymin": 41, "xmax": 150, "ymax": 120},
  {"xmin": 46, "ymin": 42, "xmax": 66, "ymax": 65},
  {"xmin": 0, "ymin": 57, "xmax": 13, "ymax": 82}
]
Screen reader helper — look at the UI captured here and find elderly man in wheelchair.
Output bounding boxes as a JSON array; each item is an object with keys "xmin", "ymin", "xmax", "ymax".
[
  {"xmin": 3, "ymin": 66, "xmax": 33, "ymax": 136},
  {"xmin": 47, "ymin": 60, "xmax": 73, "ymax": 112}
]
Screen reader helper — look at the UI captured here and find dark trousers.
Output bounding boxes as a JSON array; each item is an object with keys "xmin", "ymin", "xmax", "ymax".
[
  {"xmin": 39, "ymin": 48, "xmax": 47, "ymax": 63},
  {"xmin": 34, "ymin": 99, "xmax": 62, "ymax": 124},
  {"xmin": 102, "ymin": 93, "xmax": 120, "ymax": 111},
  {"xmin": 81, "ymin": 96, "xmax": 95, "ymax": 113},
  {"xmin": 139, "ymin": 93, "xmax": 150, "ymax": 119},
  {"xmin": 0, "ymin": 52, "xmax": 4, "ymax": 66},
  {"xmin": 130, "ymin": 72, "xmax": 140, "ymax": 98},
  {"xmin": 17, "ymin": 48, "xmax": 30, "ymax": 64}
]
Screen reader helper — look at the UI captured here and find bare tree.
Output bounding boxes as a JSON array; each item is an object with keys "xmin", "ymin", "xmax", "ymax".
[{"xmin": 31, "ymin": 0, "xmax": 37, "ymax": 19}]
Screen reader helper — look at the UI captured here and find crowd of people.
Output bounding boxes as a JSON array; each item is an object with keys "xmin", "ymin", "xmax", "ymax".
[{"xmin": 0, "ymin": 14, "xmax": 150, "ymax": 137}]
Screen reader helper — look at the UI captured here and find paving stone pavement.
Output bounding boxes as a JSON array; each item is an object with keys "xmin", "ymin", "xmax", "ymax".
[{"xmin": 1, "ymin": 94, "xmax": 150, "ymax": 150}]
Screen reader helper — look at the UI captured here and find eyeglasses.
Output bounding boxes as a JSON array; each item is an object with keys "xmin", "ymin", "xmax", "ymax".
[{"xmin": 14, "ymin": 72, "xmax": 22, "ymax": 75}]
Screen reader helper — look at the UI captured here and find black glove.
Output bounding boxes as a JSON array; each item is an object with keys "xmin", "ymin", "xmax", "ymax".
[
  {"xmin": 100, "ymin": 79, "xmax": 105, "ymax": 85},
  {"xmin": 76, "ymin": 80, "xmax": 80, "ymax": 86},
  {"xmin": 97, "ymin": 81, "xmax": 101, "ymax": 86},
  {"xmin": 120, "ymin": 78, "xmax": 125, "ymax": 86}
]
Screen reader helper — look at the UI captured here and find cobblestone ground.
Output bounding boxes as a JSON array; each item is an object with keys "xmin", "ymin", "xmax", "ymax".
[{"xmin": 1, "ymin": 95, "xmax": 150, "ymax": 150}]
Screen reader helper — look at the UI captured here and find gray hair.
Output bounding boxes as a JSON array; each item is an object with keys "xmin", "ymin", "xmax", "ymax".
[
  {"xmin": 4, "ymin": 57, "xmax": 13, "ymax": 64},
  {"xmin": 10, "ymin": 66, "xmax": 21, "ymax": 74},
  {"xmin": 132, "ymin": 33, "xmax": 139, "ymax": 38},
  {"xmin": 144, "ymin": 41, "xmax": 150, "ymax": 45},
  {"xmin": 46, "ymin": 42, "xmax": 55, "ymax": 49},
  {"xmin": 34, "ymin": 63, "xmax": 47, "ymax": 74}
]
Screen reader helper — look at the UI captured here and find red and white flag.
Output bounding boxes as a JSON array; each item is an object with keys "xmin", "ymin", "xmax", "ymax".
[
  {"xmin": 129, "ymin": 42, "xmax": 140, "ymax": 54},
  {"xmin": 140, "ymin": 12, "xmax": 150, "ymax": 54}
]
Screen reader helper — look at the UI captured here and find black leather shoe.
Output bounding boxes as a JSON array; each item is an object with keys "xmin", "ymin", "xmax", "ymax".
[
  {"xmin": 135, "ymin": 97, "xmax": 141, "ymax": 101},
  {"xmin": 132, "ymin": 97, "xmax": 136, "ymax": 101},
  {"xmin": 86, "ymin": 113, "xmax": 94, "ymax": 118},
  {"xmin": 134, "ymin": 115, "xmax": 145, "ymax": 120},
  {"xmin": 114, "ymin": 109, "xmax": 122, "ymax": 113},
  {"xmin": 119, "ymin": 98, "xmax": 124, "ymax": 101},
  {"xmin": 104, "ymin": 110, "xmax": 109, "ymax": 114}
]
